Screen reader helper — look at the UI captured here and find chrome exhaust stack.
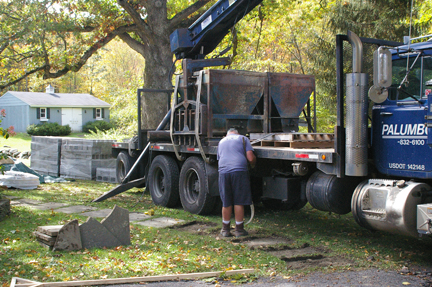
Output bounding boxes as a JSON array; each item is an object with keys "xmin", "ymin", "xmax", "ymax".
[{"xmin": 345, "ymin": 31, "xmax": 368, "ymax": 176}]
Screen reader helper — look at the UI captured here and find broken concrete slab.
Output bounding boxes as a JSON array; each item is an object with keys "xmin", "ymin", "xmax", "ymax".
[
  {"xmin": 101, "ymin": 205, "xmax": 130, "ymax": 246},
  {"xmin": 37, "ymin": 225, "xmax": 63, "ymax": 236},
  {"xmin": 81, "ymin": 209, "xmax": 113, "ymax": 218},
  {"xmin": 2, "ymin": 195, "xmax": 19, "ymax": 200},
  {"xmin": 129, "ymin": 212, "xmax": 151, "ymax": 222},
  {"xmin": 242, "ymin": 237, "xmax": 292, "ymax": 249},
  {"xmin": 32, "ymin": 202, "xmax": 69, "ymax": 210},
  {"xmin": 53, "ymin": 220, "xmax": 82, "ymax": 251},
  {"xmin": 133, "ymin": 217, "xmax": 185, "ymax": 228},
  {"xmin": 80, "ymin": 217, "xmax": 122, "ymax": 249},
  {"xmin": 0, "ymin": 198, "xmax": 11, "ymax": 221},
  {"xmin": 11, "ymin": 198, "xmax": 43, "ymax": 206},
  {"xmin": 55, "ymin": 205, "xmax": 97, "ymax": 214}
]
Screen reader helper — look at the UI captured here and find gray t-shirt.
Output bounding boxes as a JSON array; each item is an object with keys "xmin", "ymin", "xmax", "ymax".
[{"xmin": 217, "ymin": 134, "xmax": 254, "ymax": 173}]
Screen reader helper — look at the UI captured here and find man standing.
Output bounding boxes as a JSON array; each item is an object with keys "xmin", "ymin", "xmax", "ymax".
[{"xmin": 217, "ymin": 128, "xmax": 256, "ymax": 237}]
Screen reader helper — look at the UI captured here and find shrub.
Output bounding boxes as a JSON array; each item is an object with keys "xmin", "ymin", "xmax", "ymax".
[
  {"xmin": 27, "ymin": 122, "xmax": 71, "ymax": 136},
  {"xmin": 83, "ymin": 120, "xmax": 114, "ymax": 133}
]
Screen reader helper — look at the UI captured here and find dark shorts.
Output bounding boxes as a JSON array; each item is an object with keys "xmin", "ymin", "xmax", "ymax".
[{"xmin": 218, "ymin": 171, "xmax": 252, "ymax": 207}]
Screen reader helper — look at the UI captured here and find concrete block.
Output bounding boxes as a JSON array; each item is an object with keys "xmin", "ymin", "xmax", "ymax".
[
  {"xmin": 101, "ymin": 205, "xmax": 130, "ymax": 246},
  {"xmin": 53, "ymin": 220, "xmax": 82, "ymax": 251},
  {"xmin": 80, "ymin": 217, "xmax": 122, "ymax": 249},
  {"xmin": 96, "ymin": 168, "xmax": 117, "ymax": 183}
]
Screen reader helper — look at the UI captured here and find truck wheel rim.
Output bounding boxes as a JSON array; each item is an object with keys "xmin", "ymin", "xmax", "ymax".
[
  {"xmin": 184, "ymin": 168, "xmax": 199, "ymax": 203},
  {"xmin": 118, "ymin": 162, "xmax": 126, "ymax": 181},
  {"xmin": 153, "ymin": 167, "xmax": 165, "ymax": 198}
]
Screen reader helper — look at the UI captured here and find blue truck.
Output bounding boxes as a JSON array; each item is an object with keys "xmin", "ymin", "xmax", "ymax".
[{"xmin": 96, "ymin": 0, "xmax": 432, "ymax": 238}]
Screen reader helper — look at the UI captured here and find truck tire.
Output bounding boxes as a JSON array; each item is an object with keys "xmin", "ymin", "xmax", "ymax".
[
  {"xmin": 116, "ymin": 151, "xmax": 138, "ymax": 183},
  {"xmin": 148, "ymin": 155, "xmax": 180, "ymax": 208},
  {"xmin": 179, "ymin": 156, "xmax": 215, "ymax": 215}
]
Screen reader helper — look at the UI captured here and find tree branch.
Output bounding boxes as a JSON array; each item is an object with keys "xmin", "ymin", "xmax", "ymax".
[
  {"xmin": 44, "ymin": 24, "xmax": 136, "ymax": 79},
  {"xmin": 118, "ymin": 32, "xmax": 145, "ymax": 56},
  {"xmin": 169, "ymin": 0, "xmax": 212, "ymax": 31},
  {"xmin": 0, "ymin": 66, "xmax": 46, "ymax": 91},
  {"xmin": 117, "ymin": 0, "xmax": 153, "ymax": 43}
]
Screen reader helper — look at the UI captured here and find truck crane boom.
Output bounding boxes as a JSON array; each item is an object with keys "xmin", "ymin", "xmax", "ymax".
[{"xmin": 170, "ymin": 0, "xmax": 263, "ymax": 60}]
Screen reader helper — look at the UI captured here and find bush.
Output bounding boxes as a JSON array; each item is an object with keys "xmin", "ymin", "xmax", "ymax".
[
  {"xmin": 27, "ymin": 122, "xmax": 71, "ymax": 136},
  {"xmin": 83, "ymin": 120, "xmax": 114, "ymax": 133}
]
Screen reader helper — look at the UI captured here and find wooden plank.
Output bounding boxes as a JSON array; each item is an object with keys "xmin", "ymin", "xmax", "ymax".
[
  {"xmin": 37, "ymin": 225, "xmax": 63, "ymax": 236},
  {"xmin": 289, "ymin": 141, "xmax": 334, "ymax": 149},
  {"xmin": 12, "ymin": 269, "xmax": 255, "ymax": 287},
  {"xmin": 260, "ymin": 141, "xmax": 274, "ymax": 147},
  {"xmin": 33, "ymin": 231, "xmax": 56, "ymax": 243},
  {"xmin": 33, "ymin": 231, "xmax": 56, "ymax": 245},
  {"xmin": 273, "ymin": 141, "xmax": 291, "ymax": 147}
]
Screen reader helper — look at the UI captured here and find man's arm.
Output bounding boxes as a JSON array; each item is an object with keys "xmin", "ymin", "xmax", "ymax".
[{"xmin": 246, "ymin": 150, "xmax": 256, "ymax": 169}]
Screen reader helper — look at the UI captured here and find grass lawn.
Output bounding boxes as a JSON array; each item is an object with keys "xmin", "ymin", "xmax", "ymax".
[
  {"xmin": 1, "ymin": 134, "xmax": 432, "ymax": 285},
  {"xmin": 1, "ymin": 179, "xmax": 432, "ymax": 286}
]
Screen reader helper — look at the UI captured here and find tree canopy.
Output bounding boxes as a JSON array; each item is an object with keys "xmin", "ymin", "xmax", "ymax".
[{"xmin": 1, "ymin": 0, "xmax": 431, "ymax": 132}]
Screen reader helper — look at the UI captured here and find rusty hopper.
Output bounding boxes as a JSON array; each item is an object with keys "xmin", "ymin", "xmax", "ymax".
[{"xmin": 172, "ymin": 69, "xmax": 315, "ymax": 139}]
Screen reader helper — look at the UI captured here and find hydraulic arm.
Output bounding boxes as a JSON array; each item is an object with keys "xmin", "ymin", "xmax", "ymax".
[{"xmin": 170, "ymin": 0, "xmax": 263, "ymax": 60}]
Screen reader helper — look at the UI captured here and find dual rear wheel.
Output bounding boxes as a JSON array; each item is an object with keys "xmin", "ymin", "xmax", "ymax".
[{"xmin": 148, "ymin": 155, "xmax": 216, "ymax": 215}]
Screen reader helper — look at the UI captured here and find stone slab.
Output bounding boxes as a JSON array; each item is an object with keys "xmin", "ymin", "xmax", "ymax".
[
  {"xmin": 3, "ymin": 195, "xmax": 19, "ymax": 200},
  {"xmin": 55, "ymin": 205, "xmax": 97, "ymax": 214},
  {"xmin": 81, "ymin": 209, "xmax": 113, "ymax": 218},
  {"xmin": 32, "ymin": 202, "xmax": 69, "ymax": 210},
  {"xmin": 11, "ymin": 198, "xmax": 43, "ymax": 206},
  {"xmin": 133, "ymin": 217, "xmax": 185, "ymax": 228},
  {"xmin": 53, "ymin": 220, "xmax": 82, "ymax": 251},
  {"xmin": 243, "ymin": 237, "xmax": 291, "ymax": 249},
  {"xmin": 129, "ymin": 212, "xmax": 151, "ymax": 222},
  {"xmin": 80, "ymin": 217, "xmax": 122, "ymax": 249},
  {"xmin": 101, "ymin": 205, "xmax": 130, "ymax": 246},
  {"xmin": 37, "ymin": 225, "xmax": 63, "ymax": 236}
]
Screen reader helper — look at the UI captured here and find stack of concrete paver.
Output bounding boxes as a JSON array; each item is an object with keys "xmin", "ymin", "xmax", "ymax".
[
  {"xmin": 60, "ymin": 138, "xmax": 115, "ymax": 180},
  {"xmin": 30, "ymin": 137, "xmax": 115, "ymax": 180},
  {"xmin": 30, "ymin": 136, "xmax": 62, "ymax": 176}
]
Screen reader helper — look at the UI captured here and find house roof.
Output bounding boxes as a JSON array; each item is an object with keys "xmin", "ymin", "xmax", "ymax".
[{"xmin": 4, "ymin": 91, "xmax": 111, "ymax": 108}]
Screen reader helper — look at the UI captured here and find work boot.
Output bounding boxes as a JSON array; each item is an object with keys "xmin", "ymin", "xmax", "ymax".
[
  {"xmin": 220, "ymin": 222, "xmax": 232, "ymax": 237},
  {"xmin": 234, "ymin": 222, "xmax": 248, "ymax": 237}
]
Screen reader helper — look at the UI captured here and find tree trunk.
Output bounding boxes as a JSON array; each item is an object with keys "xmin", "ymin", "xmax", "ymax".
[{"xmin": 140, "ymin": 1, "xmax": 173, "ymax": 130}]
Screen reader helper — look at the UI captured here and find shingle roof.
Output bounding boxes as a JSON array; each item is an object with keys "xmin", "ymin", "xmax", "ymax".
[{"xmin": 5, "ymin": 91, "xmax": 110, "ymax": 107}]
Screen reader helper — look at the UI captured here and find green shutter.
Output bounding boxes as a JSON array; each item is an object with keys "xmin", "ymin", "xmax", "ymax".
[{"xmin": 37, "ymin": 108, "xmax": 40, "ymax": 119}]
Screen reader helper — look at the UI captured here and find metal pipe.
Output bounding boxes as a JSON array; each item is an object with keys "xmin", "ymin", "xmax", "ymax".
[
  {"xmin": 347, "ymin": 30, "xmax": 363, "ymax": 73},
  {"xmin": 345, "ymin": 31, "xmax": 368, "ymax": 177}
]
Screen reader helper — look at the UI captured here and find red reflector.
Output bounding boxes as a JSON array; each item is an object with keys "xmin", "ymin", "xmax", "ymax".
[
  {"xmin": 112, "ymin": 144, "xmax": 119, "ymax": 148},
  {"xmin": 153, "ymin": 146, "xmax": 160, "ymax": 149},
  {"xmin": 187, "ymin": 148, "xmax": 195, "ymax": 151},
  {"xmin": 295, "ymin": 154, "xmax": 309, "ymax": 158}
]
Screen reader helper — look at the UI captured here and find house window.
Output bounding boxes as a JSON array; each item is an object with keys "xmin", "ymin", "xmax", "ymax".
[
  {"xmin": 94, "ymin": 108, "xmax": 104, "ymax": 120},
  {"xmin": 37, "ymin": 107, "xmax": 49, "ymax": 121}
]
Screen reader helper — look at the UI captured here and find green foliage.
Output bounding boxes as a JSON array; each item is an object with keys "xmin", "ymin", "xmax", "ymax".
[
  {"xmin": 26, "ymin": 123, "xmax": 71, "ymax": 136},
  {"xmin": 84, "ymin": 128, "xmax": 129, "ymax": 141},
  {"xmin": 83, "ymin": 120, "xmax": 114, "ymax": 133}
]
